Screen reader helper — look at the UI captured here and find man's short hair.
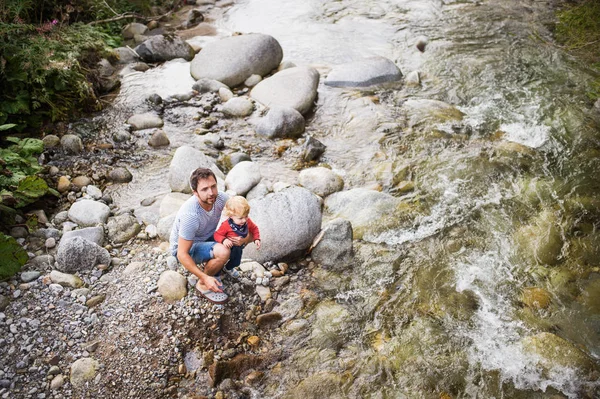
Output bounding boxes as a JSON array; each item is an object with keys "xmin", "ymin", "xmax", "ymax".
[{"xmin": 189, "ymin": 168, "xmax": 217, "ymax": 192}]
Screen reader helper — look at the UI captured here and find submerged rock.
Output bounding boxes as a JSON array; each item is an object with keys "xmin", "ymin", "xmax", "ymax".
[
  {"xmin": 311, "ymin": 218, "xmax": 353, "ymax": 269},
  {"xmin": 402, "ymin": 99, "xmax": 464, "ymax": 129},
  {"xmin": 514, "ymin": 209, "xmax": 564, "ymax": 266},
  {"xmin": 127, "ymin": 113, "xmax": 164, "ymax": 131},
  {"xmin": 325, "ymin": 56, "xmax": 402, "ymax": 88},
  {"xmin": 521, "ymin": 287, "xmax": 551, "ymax": 309},
  {"xmin": 251, "ymin": 67, "xmax": 320, "ymax": 115},
  {"xmin": 522, "ymin": 332, "xmax": 595, "ymax": 374},
  {"xmin": 301, "ymin": 136, "xmax": 326, "ymax": 162}
]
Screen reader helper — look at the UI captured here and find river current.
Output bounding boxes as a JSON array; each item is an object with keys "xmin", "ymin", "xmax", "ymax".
[{"xmin": 105, "ymin": 0, "xmax": 600, "ymax": 397}]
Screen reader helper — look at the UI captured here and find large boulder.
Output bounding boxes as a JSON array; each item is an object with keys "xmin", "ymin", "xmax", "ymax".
[
  {"xmin": 68, "ymin": 200, "xmax": 110, "ymax": 227},
  {"xmin": 159, "ymin": 192, "xmax": 191, "ymax": 218},
  {"xmin": 168, "ymin": 146, "xmax": 224, "ymax": 193},
  {"xmin": 158, "ymin": 214, "xmax": 177, "ymax": 241},
  {"xmin": 324, "ymin": 56, "xmax": 402, "ymax": 88},
  {"xmin": 62, "ymin": 226, "xmax": 104, "ymax": 246},
  {"xmin": 253, "ymin": 106, "xmax": 305, "ymax": 139},
  {"xmin": 134, "ymin": 34, "xmax": 195, "ymax": 63},
  {"xmin": 250, "ymin": 67, "xmax": 320, "ymax": 115},
  {"xmin": 56, "ymin": 237, "xmax": 111, "ymax": 273},
  {"xmin": 225, "ymin": 161, "xmax": 261, "ymax": 196},
  {"xmin": 298, "ymin": 167, "xmax": 344, "ymax": 198},
  {"xmin": 311, "ymin": 218, "xmax": 353, "ymax": 270},
  {"xmin": 190, "ymin": 33, "xmax": 283, "ymax": 87},
  {"xmin": 106, "ymin": 213, "xmax": 141, "ymax": 244},
  {"xmin": 244, "ymin": 187, "xmax": 322, "ymax": 263},
  {"xmin": 157, "ymin": 270, "xmax": 187, "ymax": 301}
]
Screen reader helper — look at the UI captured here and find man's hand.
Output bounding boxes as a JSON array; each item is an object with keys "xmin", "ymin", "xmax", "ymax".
[
  {"xmin": 228, "ymin": 235, "xmax": 246, "ymax": 246},
  {"xmin": 201, "ymin": 274, "xmax": 223, "ymax": 292}
]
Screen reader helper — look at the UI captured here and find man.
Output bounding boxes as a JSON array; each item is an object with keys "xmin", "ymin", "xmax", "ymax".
[{"xmin": 169, "ymin": 168, "xmax": 252, "ymax": 303}]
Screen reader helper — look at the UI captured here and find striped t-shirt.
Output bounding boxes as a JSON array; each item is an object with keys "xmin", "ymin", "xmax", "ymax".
[{"xmin": 169, "ymin": 192, "xmax": 229, "ymax": 256}]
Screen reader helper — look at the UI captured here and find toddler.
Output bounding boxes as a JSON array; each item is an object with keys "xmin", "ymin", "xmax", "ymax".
[{"xmin": 214, "ymin": 196, "xmax": 261, "ymax": 277}]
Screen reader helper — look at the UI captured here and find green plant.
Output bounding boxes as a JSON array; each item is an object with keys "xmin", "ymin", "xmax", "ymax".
[
  {"xmin": 555, "ymin": 0, "xmax": 600, "ymax": 50},
  {"xmin": 0, "ymin": 232, "xmax": 28, "ymax": 279}
]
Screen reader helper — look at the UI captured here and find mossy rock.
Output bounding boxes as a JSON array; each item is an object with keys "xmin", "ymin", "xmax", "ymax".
[
  {"xmin": 568, "ymin": 233, "xmax": 600, "ymax": 266},
  {"xmin": 577, "ymin": 279, "xmax": 600, "ymax": 314},
  {"xmin": 549, "ymin": 267, "xmax": 578, "ymax": 297},
  {"xmin": 516, "ymin": 177, "xmax": 562, "ymax": 209},
  {"xmin": 402, "ymin": 99, "xmax": 465, "ymax": 130},
  {"xmin": 310, "ymin": 300, "xmax": 351, "ymax": 350},
  {"xmin": 514, "ymin": 209, "xmax": 564, "ymax": 266},
  {"xmin": 521, "ymin": 332, "xmax": 595, "ymax": 374},
  {"xmin": 311, "ymin": 268, "xmax": 347, "ymax": 294},
  {"xmin": 284, "ymin": 372, "xmax": 352, "ymax": 399},
  {"xmin": 289, "ymin": 348, "xmax": 338, "ymax": 373},
  {"xmin": 521, "ymin": 287, "xmax": 552, "ymax": 309}
]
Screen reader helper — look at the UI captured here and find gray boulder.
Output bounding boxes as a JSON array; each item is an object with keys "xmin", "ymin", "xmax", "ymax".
[
  {"xmin": 301, "ymin": 136, "xmax": 326, "ymax": 162},
  {"xmin": 192, "ymin": 78, "xmax": 229, "ymax": 93},
  {"xmin": 168, "ymin": 146, "xmax": 224, "ymax": 193},
  {"xmin": 107, "ymin": 167, "xmax": 133, "ymax": 183},
  {"xmin": 158, "ymin": 214, "xmax": 176, "ymax": 241},
  {"xmin": 250, "ymin": 67, "xmax": 320, "ymax": 115},
  {"xmin": 254, "ymin": 106, "xmax": 305, "ymax": 139},
  {"xmin": 311, "ymin": 219, "xmax": 353, "ymax": 270},
  {"xmin": 244, "ymin": 187, "xmax": 322, "ymax": 263},
  {"xmin": 324, "ymin": 56, "xmax": 402, "ymax": 88},
  {"xmin": 127, "ymin": 113, "xmax": 164, "ymax": 131},
  {"xmin": 56, "ymin": 237, "xmax": 111, "ymax": 273},
  {"xmin": 113, "ymin": 47, "xmax": 140, "ymax": 64},
  {"xmin": 62, "ymin": 226, "xmax": 104, "ymax": 246},
  {"xmin": 298, "ymin": 167, "xmax": 344, "ymax": 197},
  {"xmin": 122, "ymin": 23, "xmax": 148, "ymax": 40},
  {"xmin": 246, "ymin": 183, "xmax": 269, "ymax": 202},
  {"xmin": 68, "ymin": 200, "xmax": 110, "ymax": 227},
  {"xmin": 61, "ymin": 135, "xmax": 83, "ymax": 155},
  {"xmin": 221, "ymin": 97, "xmax": 254, "ymax": 117},
  {"xmin": 190, "ymin": 34, "xmax": 283, "ymax": 87},
  {"xmin": 134, "ymin": 34, "xmax": 195, "ymax": 63},
  {"xmin": 225, "ymin": 161, "xmax": 261, "ymax": 196},
  {"xmin": 159, "ymin": 192, "xmax": 191, "ymax": 218},
  {"xmin": 107, "ymin": 213, "xmax": 141, "ymax": 244}
]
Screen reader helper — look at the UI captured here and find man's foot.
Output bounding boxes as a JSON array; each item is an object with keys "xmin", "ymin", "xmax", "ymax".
[{"xmin": 195, "ymin": 281, "xmax": 228, "ymax": 304}]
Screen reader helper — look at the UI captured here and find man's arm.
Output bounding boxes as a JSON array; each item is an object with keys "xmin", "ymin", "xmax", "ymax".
[{"xmin": 177, "ymin": 237, "xmax": 222, "ymax": 292}]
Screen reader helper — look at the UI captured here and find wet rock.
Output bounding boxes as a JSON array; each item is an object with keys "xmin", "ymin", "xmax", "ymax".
[
  {"xmin": 301, "ymin": 136, "xmax": 326, "ymax": 162},
  {"xmin": 168, "ymin": 146, "xmax": 224, "ymax": 194},
  {"xmin": 182, "ymin": 9, "xmax": 204, "ymax": 29},
  {"xmin": 62, "ymin": 226, "xmax": 104, "ymax": 246},
  {"xmin": 298, "ymin": 167, "xmax": 344, "ymax": 197},
  {"xmin": 107, "ymin": 167, "xmax": 133, "ymax": 183},
  {"xmin": 159, "ymin": 192, "xmax": 191, "ymax": 217},
  {"xmin": 134, "ymin": 34, "xmax": 195, "ymax": 62},
  {"xmin": 246, "ymin": 183, "xmax": 269, "ymax": 201},
  {"xmin": 70, "ymin": 357, "xmax": 99, "ymax": 388},
  {"xmin": 325, "ymin": 56, "xmax": 402, "ymax": 88},
  {"xmin": 579, "ymin": 279, "xmax": 600, "ymax": 313},
  {"xmin": 68, "ymin": 199, "xmax": 110, "ymax": 226},
  {"xmin": 61, "ymin": 134, "xmax": 83, "ymax": 154},
  {"xmin": 522, "ymin": 332, "xmax": 595, "ymax": 374},
  {"xmin": 594, "ymin": 98, "xmax": 600, "ymax": 112},
  {"xmin": 190, "ymin": 33, "xmax": 283, "ymax": 87},
  {"xmin": 56, "ymin": 236, "xmax": 111, "ymax": 273},
  {"xmin": 253, "ymin": 106, "xmax": 305, "ymax": 139},
  {"xmin": 405, "ymin": 70, "xmax": 421, "ymax": 86},
  {"xmin": 288, "ymin": 372, "xmax": 347, "ymax": 398},
  {"xmin": 285, "ymin": 318, "xmax": 309, "ymax": 334},
  {"xmin": 148, "ymin": 130, "xmax": 170, "ymax": 147},
  {"xmin": 245, "ymin": 370, "xmax": 264, "ymax": 385},
  {"xmin": 225, "ymin": 161, "xmax": 261, "ymax": 196},
  {"xmin": 416, "ymin": 37, "xmax": 428, "ymax": 52},
  {"xmin": 127, "ymin": 113, "xmax": 164, "ymax": 131},
  {"xmin": 251, "ymin": 67, "xmax": 320, "ymax": 115},
  {"xmin": 244, "ymin": 187, "xmax": 322, "ymax": 263},
  {"xmin": 157, "ymin": 270, "xmax": 187, "ymax": 301},
  {"xmin": 311, "ymin": 218, "xmax": 353, "ymax": 269},
  {"xmin": 256, "ymin": 311, "xmax": 282, "ymax": 327},
  {"xmin": 515, "ymin": 209, "xmax": 564, "ymax": 265},
  {"xmin": 521, "ymin": 287, "xmax": 551, "ymax": 309},
  {"xmin": 43, "ymin": 135, "xmax": 61, "ymax": 149},
  {"xmin": 273, "ymin": 294, "xmax": 303, "ymax": 322},
  {"xmin": 208, "ymin": 354, "xmax": 262, "ymax": 387},
  {"xmin": 310, "ymin": 300, "xmax": 351, "ymax": 350},
  {"xmin": 113, "ymin": 47, "xmax": 139, "ymax": 64},
  {"xmin": 402, "ymin": 99, "xmax": 464, "ymax": 129},
  {"xmin": 192, "ymin": 78, "xmax": 229, "ymax": 93},
  {"xmin": 221, "ymin": 97, "xmax": 254, "ymax": 117},
  {"xmin": 107, "ymin": 213, "xmax": 141, "ymax": 243},
  {"xmin": 50, "ymin": 270, "xmax": 84, "ymax": 288},
  {"xmin": 122, "ymin": 22, "xmax": 148, "ymax": 39},
  {"xmin": 85, "ymin": 294, "xmax": 106, "ymax": 308}
]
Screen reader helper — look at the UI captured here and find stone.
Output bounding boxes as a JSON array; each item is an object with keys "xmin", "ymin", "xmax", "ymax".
[
  {"xmin": 85, "ymin": 295, "xmax": 106, "ymax": 308},
  {"xmin": 61, "ymin": 135, "xmax": 83, "ymax": 154},
  {"xmin": 311, "ymin": 219, "xmax": 353, "ymax": 269},
  {"xmin": 46, "ymin": 237, "xmax": 55, "ymax": 250},
  {"xmin": 107, "ymin": 167, "xmax": 133, "ymax": 183},
  {"xmin": 68, "ymin": 200, "xmax": 110, "ymax": 227},
  {"xmin": 515, "ymin": 209, "xmax": 564, "ymax": 266},
  {"xmin": 106, "ymin": 213, "xmax": 141, "ymax": 243},
  {"xmin": 246, "ymin": 183, "xmax": 269, "ymax": 202},
  {"xmin": 192, "ymin": 78, "xmax": 229, "ymax": 93},
  {"xmin": 29, "ymin": 254, "xmax": 54, "ymax": 268},
  {"xmin": 182, "ymin": 9, "xmax": 204, "ymax": 29},
  {"xmin": 56, "ymin": 236, "xmax": 111, "ymax": 273},
  {"xmin": 402, "ymin": 99, "xmax": 464, "ymax": 129},
  {"xmin": 145, "ymin": 224, "xmax": 158, "ymax": 238},
  {"xmin": 86, "ymin": 185, "xmax": 102, "ymax": 200},
  {"xmin": 251, "ymin": 67, "xmax": 320, "ymax": 115},
  {"xmin": 50, "ymin": 374, "xmax": 65, "ymax": 390},
  {"xmin": 221, "ymin": 97, "xmax": 254, "ymax": 117},
  {"xmin": 405, "ymin": 70, "xmax": 420, "ymax": 86},
  {"xmin": 288, "ymin": 372, "xmax": 346, "ymax": 398},
  {"xmin": 10, "ymin": 226, "xmax": 27, "ymax": 238},
  {"xmin": 124, "ymin": 261, "xmax": 145, "ymax": 275},
  {"xmin": 218, "ymin": 87, "xmax": 234, "ymax": 102},
  {"xmin": 134, "ymin": 34, "xmax": 195, "ymax": 63},
  {"xmin": 521, "ymin": 287, "xmax": 551, "ymax": 309},
  {"xmin": 416, "ymin": 37, "xmax": 428, "ymax": 52},
  {"xmin": 255, "ymin": 285, "xmax": 271, "ymax": 302},
  {"xmin": 245, "ymin": 74, "xmax": 262, "ymax": 87},
  {"xmin": 42, "ymin": 135, "xmax": 60, "ymax": 149},
  {"xmin": 225, "ymin": 161, "xmax": 261, "ymax": 196},
  {"xmin": 113, "ymin": 47, "xmax": 139, "ymax": 64},
  {"xmin": 113, "ymin": 130, "xmax": 131, "ymax": 143},
  {"xmin": 157, "ymin": 271, "xmax": 187, "ymax": 301},
  {"xmin": 244, "ymin": 187, "xmax": 322, "ymax": 263},
  {"xmin": 148, "ymin": 130, "xmax": 170, "ymax": 147},
  {"xmin": 50, "ymin": 270, "xmax": 84, "ymax": 288},
  {"xmin": 70, "ymin": 358, "xmax": 99, "ymax": 388},
  {"xmin": 57, "ymin": 176, "xmax": 71, "ymax": 193},
  {"xmin": 253, "ymin": 106, "xmax": 305, "ymax": 139},
  {"xmin": 0, "ymin": 295, "xmax": 9, "ymax": 311},
  {"xmin": 190, "ymin": 34, "xmax": 283, "ymax": 87},
  {"xmin": 159, "ymin": 192, "xmax": 191, "ymax": 217},
  {"xmin": 127, "ymin": 113, "xmax": 164, "ymax": 131},
  {"xmin": 122, "ymin": 22, "xmax": 148, "ymax": 39},
  {"xmin": 157, "ymin": 214, "xmax": 176, "ymax": 241},
  {"xmin": 97, "ymin": 58, "xmax": 115, "ymax": 77},
  {"xmin": 62, "ymin": 226, "xmax": 105, "ymax": 246},
  {"xmin": 286, "ymin": 318, "xmax": 309, "ymax": 334},
  {"xmin": 298, "ymin": 167, "xmax": 344, "ymax": 197},
  {"xmin": 522, "ymin": 332, "xmax": 595, "ymax": 374},
  {"xmin": 273, "ymin": 294, "xmax": 303, "ymax": 322},
  {"xmin": 325, "ymin": 56, "xmax": 402, "ymax": 88},
  {"xmin": 21, "ymin": 271, "xmax": 40, "ymax": 283},
  {"xmin": 256, "ymin": 312, "xmax": 282, "ymax": 327},
  {"xmin": 168, "ymin": 146, "xmax": 224, "ymax": 194},
  {"xmin": 72, "ymin": 176, "xmax": 91, "ymax": 188}
]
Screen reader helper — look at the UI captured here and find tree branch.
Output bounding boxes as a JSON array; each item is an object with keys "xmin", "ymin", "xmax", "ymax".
[{"xmin": 87, "ymin": 12, "xmax": 149, "ymax": 26}]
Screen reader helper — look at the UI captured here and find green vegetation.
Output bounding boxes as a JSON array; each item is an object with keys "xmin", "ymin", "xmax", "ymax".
[
  {"xmin": 0, "ymin": 232, "xmax": 28, "ymax": 279},
  {"xmin": 555, "ymin": 0, "xmax": 600, "ymax": 100}
]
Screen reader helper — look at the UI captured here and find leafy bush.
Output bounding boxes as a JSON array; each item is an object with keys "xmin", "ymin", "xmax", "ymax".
[{"xmin": 0, "ymin": 232, "xmax": 28, "ymax": 279}]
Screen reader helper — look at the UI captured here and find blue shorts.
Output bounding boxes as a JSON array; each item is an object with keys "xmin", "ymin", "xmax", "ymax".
[{"xmin": 180, "ymin": 241, "xmax": 217, "ymax": 264}]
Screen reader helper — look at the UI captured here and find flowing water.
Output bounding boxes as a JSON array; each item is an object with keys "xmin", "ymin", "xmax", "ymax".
[{"xmin": 103, "ymin": 0, "xmax": 600, "ymax": 397}]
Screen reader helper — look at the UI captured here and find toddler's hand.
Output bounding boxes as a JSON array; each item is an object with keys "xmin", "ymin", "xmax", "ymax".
[
  {"xmin": 223, "ymin": 238, "xmax": 233, "ymax": 249},
  {"xmin": 254, "ymin": 239, "xmax": 261, "ymax": 249}
]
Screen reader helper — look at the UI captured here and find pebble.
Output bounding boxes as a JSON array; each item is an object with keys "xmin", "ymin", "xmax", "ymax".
[
  {"xmin": 21, "ymin": 272, "xmax": 41, "ymax": 283},
  {"xmin": 13, "ymin": 290, "xmax": 21, "ymax": 299},
  {"xmin": 45, "ymin": 237, "xmax": 56, "ymax": 248}
]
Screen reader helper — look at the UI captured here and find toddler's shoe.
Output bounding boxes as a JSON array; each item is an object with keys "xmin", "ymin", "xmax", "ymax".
[{"xmin": 225, "ymin": 267, "xmax": 240, "ymax": 279}]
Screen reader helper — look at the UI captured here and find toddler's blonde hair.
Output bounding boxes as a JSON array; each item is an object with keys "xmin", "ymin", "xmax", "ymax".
[{"xmin": 224, "ymin": 196, "xmax": 250, "ymax": 217}]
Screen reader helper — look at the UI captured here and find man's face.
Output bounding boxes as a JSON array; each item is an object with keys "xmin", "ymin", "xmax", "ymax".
[{"xmin": 194, "ymin": 176, "xmax": 218, "ymax": 208}]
